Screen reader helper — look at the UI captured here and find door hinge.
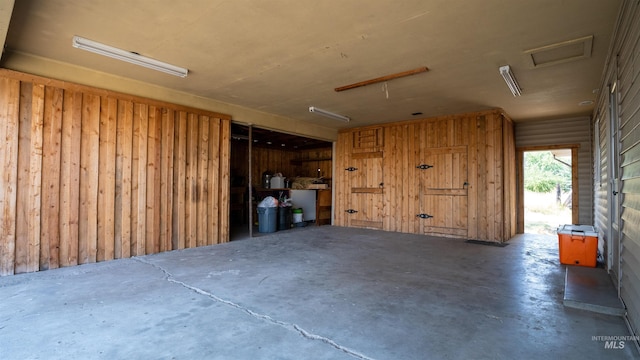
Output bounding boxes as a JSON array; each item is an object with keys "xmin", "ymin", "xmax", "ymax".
[
  {"xmin": 416, "ymin": 213, "xmax": 433, "ymax": 219},
  {"xmin": 417, "ymin": 164, "xmax": 433, "ymax": 170},
  {"xmin": 345, "ymin": 209, "xmax": 358, "ymax": 214},
  {"xmin": 345, "ymin": 167, "xmax": 358, "ymax": 172}
]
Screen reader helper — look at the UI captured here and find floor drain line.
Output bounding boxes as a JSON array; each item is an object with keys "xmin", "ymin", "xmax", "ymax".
[{"xmin": 134, "ymin": 258, "xmax": 376, "ymax": 360}]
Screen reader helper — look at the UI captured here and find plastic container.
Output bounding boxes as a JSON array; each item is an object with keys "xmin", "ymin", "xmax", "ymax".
[
  {"xmin": 257, "ymin": 207, "xmax": 277, "ymax": 233},
  {"xmin": 270, "ymin": 176, "xmax": 284, "ymax": 189},
  {"xmin": 278, "ymin": 206, "xmax": 292, "ymax": 230},
  {"xmin": 292, "ymin": 208, "xmax": 304, "ymax": 223},
  {"xmin": 557, "ymin": 224, "xmax": 598, "ymax": 267}
]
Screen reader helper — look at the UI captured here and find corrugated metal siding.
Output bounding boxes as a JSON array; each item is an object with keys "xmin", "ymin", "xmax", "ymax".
[
  {"xmin": 593, "ymin": 0, "xmax": 640, "ymax": 339},
  {"xmin": 515, "ymin": 117, "xmax": 593, "ymax": 225}
]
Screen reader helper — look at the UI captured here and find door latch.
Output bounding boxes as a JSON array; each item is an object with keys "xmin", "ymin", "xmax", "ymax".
[
  {"xmin": 416, "ymin": 213, "xmax": 433, "ymax": 219},
  {"xmin": 416, "ymin": 164, "xmax": 433, "ymax": 170}
]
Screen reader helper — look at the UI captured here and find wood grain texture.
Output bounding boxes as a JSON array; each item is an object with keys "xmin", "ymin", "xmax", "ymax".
[
  {"xmin": 0, "ymin": 78, "xmax": 21, "ymax": 275},
  {"xmin": 0, "ymin": 70, "xmax": 233, "ymax": 276},
  {"xmin": 97, "ymin": 97, "xmax": 117, "ymax": 262},
  {"xmin": 115, "ymin": 100, "xmax": 133, "ymax": 259},
  {"xmin": 40, "ymin": 87, "xmax": 63, "ymax": 270},
  {"xmin": 336, "ymin": 109, "xmax": 515, "ymax": 242},
  {"xmin": 131, "ymin": 103, "xmax": 148, "ymax": 256},
  {"xmin": 79, "ymin": 93, "xmax": 100, "ymax": 264},
  {"xmin": 218, "ymin": 118, "xmax": 231, "ymax": 243},
  {"xmin": 59, "ymin": 91, "xmax": 82, "ymax": 267},
  {"xmin": 160, "ymin": 109, "xmax": 175, "ymax": 252}
]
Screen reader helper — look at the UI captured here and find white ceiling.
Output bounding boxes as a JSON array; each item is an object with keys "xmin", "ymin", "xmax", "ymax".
[{"xmin": 1, "ymin": 0, "xmax": 622, "ymax": 132}]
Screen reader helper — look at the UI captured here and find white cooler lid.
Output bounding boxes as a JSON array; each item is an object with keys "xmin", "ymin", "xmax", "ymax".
[{"xmin": 557, "ymin": 224, "xmax": 597, "ymax": 236}]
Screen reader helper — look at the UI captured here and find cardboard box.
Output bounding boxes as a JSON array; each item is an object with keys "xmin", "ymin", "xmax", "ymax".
[{"xmin": 557, "ymin": 225, "xmax": 598, "ymax": 267}]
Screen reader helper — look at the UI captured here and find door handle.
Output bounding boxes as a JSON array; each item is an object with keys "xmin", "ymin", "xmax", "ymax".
[{"xmin": 613, "ymin": 191, "xmax": 618, "ymax": 195}]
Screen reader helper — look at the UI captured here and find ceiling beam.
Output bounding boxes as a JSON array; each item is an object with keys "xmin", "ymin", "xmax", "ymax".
[{"xmin": 334, "ymin": 66, "xmax": 429, "ymax": 92}]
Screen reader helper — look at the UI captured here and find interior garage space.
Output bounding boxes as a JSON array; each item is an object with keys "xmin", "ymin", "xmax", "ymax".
[
  {"xmin": 1, "ymin": 227, "xmax": 636, "ymax": 359},
  {"xmin": 2, "ymin": 1, "xmax": 640, "ymax": 359}
]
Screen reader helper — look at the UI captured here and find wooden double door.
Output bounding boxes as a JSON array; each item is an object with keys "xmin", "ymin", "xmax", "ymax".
[{"xmin": 417, "ymin": 146, "xmax": 469, "ymax": 236}]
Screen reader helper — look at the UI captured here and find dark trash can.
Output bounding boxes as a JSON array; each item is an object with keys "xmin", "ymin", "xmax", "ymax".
[
  {"xmin": 257, "ymin": 207, "xmax": 277, "ymax": 233},
  {"xmin": 278, "ymin": 206, "xmax": 292, "ymax": 230}
]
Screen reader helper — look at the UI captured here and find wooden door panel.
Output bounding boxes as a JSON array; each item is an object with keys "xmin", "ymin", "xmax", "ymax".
[
  {"xmin": 346, "ymin": 154, "xmax": 384, "ymax": 229},
  {"xmin": 349, "ymin": 193, "xmax": 384, "ymax": 229},
  {"xmin": 418, "ymin": 146, "xmax": 468, "ymax": 236},
  {"xmin": 420, "ymin": 146, "xmax": 468, "ymax": 189},
  {"xmin": 419, "ymin": 195, "xmax": 467, "ymax": 235}
]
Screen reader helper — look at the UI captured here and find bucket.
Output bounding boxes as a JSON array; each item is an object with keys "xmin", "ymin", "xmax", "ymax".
[{"xmin": 292, "ymin": 208, "xmax": 304, "ymax": 223}]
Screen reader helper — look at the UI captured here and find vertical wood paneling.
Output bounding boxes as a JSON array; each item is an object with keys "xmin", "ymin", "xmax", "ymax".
[
  {"xmin": 0, "ymin": 69, "xmax": 232, "ymax": 275},
  {"xmin": 219, "ymin": 119, "xmax": 231, "ymax": 243},
  {"xmin": 131, "ymin": 104, "xmax": 148, "ymax": 256},
  {"xmin": 208, "ymin": 119, "xmax": 221, "ymax": 245},
  {"xmin": 40, "ymin": 87, "xmax": 63, "ymax": 270},
  {"xmin": 15, "ymin": 83, "xmax": 39, "ymax": 274},
  {"xmin": 97, "ymin": 97, "xmax": 117, "ymax": 262},
  {"xmin": 114, "ymin": 100, "xmax": 133, "ymax": 259},
  {"xmin": 336, "ymin": 109, "xmax": 513, "ymax": 242},
  {"xmin": 172, "ymin": 111, "xmax": 188, "ymax": 250},
  {"xmin": 383, "ymin": 125, "xmax": 399, "ymax": 232},
  {"xmin": 160, "ymin": 109, "xmax": 175, "ymax": 252},
  {"xmin": 0, "ymin": 78, "xmax": 20, "ymax": 275},
  {"xmin": 197, "ymin": 115, "xmax": 210, "ymax": 247},
  {"xmin": 15, "ymin": 83, "xmax": 32, "ymax": 274},
  {"xmin": 475, "ymin": 116, "xmax": 488, "ymax": 240},
  {"xmin": 145, "ymin": 106, "xmax": 162, "ymax": 255},
  {"xmin": 59, "ymin": 91, "xmax": 82, "ymax": 267},
  {"xmin": 334, "ymin": 133, "xmax": 350, "ymax": 227},
  {"xmin": 185, "ymin": 113, "xmax": 199, "ymax": 248},
  {"xmin": 79, "ymin": 93, "xmax": 100, "ymax": 264}
]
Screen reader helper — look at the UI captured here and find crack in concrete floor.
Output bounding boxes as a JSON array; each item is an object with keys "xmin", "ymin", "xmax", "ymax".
[{"xmin": 133, "ymin": 257, "xmax": 375, "ymax": 360}]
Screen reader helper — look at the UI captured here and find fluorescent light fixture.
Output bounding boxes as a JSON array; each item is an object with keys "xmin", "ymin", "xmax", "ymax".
[
  {"xmin": 72, "ymin": 36, "xmax": 188, "ymax": 78},
  {"xmin": 499, "ymin": 65, "xmax": 522, "ymax": 97},
  {"xmin": 309, "ymin": 106, "xmax": 350, "ymax": 122}
]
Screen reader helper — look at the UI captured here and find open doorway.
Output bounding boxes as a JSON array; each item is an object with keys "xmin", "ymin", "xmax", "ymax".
[
  {"xmin": 230, "ymin": 124, "xmax": 333, "ymax": 240},
  {"xmin": 523, "ymin": 150, "xmax": 572, "ymax": 234},
  {"xmin": 516, "ymin": 145, "xmax": 579, "ymax": 234}
]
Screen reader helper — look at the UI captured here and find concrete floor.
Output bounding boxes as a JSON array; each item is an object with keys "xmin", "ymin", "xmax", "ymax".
[{"xmin": 0, "ymin": 226, "xmax": 637, "ymax": 359}]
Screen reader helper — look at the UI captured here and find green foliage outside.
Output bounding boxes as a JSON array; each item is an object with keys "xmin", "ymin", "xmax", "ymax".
[{"xmin": 524, "ymin": 151, "xmax": 571, "ymax": 193}]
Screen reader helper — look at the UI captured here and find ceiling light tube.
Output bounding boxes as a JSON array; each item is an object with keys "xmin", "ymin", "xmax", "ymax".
[
  {"xmin": 499, "ymin": 65, "xmax": 522, "ymax": 97},
  {"xmin": 309, "ymin": 106, "xmax": 350, "ymax": 122},
  {"xmin": 72, "ymin": 36, "xmax": 188, "ymax": 78}
]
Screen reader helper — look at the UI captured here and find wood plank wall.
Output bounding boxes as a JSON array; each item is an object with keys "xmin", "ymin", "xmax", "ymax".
[
  {"xmin": 0, "ymin": 70, "xmax": 231, "ymax": 276},
  {"xmin": 335, "ymin": 109, "xmax": 516, "ymax": 242}
]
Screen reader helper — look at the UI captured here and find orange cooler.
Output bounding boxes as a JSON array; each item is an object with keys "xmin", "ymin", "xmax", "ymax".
[{"xmin": 557, "ymin": 225, "xmax": 598, "ymax": 267}]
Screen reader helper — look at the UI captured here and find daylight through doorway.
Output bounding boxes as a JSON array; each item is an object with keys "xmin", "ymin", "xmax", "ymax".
[{"xmin": 523, "ymin": 150, "xmax": 572, "ymax": 234}]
